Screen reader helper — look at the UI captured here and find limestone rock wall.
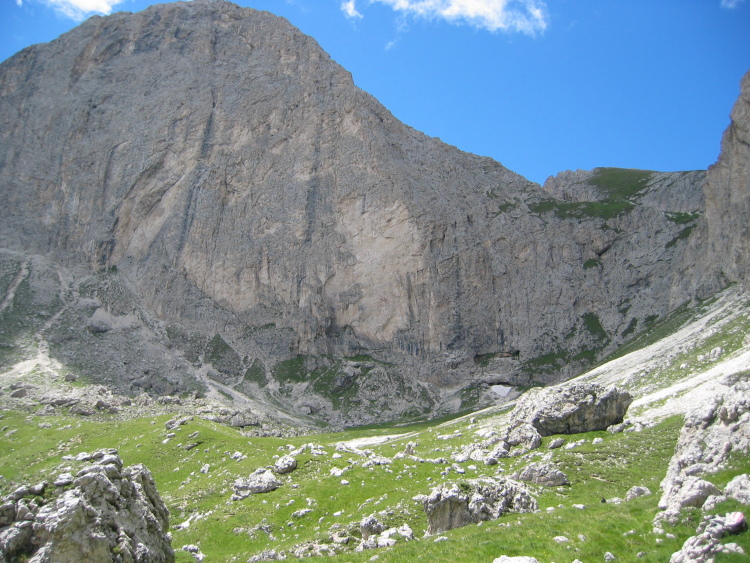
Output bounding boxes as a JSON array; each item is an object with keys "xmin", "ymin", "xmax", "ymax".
[
  {"xmin": 0, "ymin": 0, "xmax": 743, "ymax": 421},
  {"xmin": 699, "ymin": 69, "xmax": 750, "ymax": 289}
]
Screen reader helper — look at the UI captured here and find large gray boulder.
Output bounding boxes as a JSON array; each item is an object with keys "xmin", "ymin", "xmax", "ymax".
[
  {"xmin": 515, "ymin": 462, "xmax": 569, "ymax": 487},
  {"xmin": 508, "ymin": 383, "xmax": 632, "ymax": 436},
  {"xmin": 0, "ymin": 450, "xmax": 173, "ymax": 563},
  {"xmin": 232, "ymin": 468, "xmax": 282, "ymax": 500},
  {"xmin": 274, "ymin": 455, "xmax": 297, "ymax": 475},
  {"xmin": 416, "ymin": 478, "xmax": 537, "ymax": 535}
]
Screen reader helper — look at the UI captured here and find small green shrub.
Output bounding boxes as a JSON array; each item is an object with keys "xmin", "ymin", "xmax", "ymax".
[
  {"xmin": 582, "ymin": 312, "xmax": 608, "ymax": 342},
  {"xmin": 665, "ymin": 211, "xmax": 701, "ymax": 225},
  {"xmin": 272, "ymin": 356, "xmax": 309, "ymax": 383},
  {"xmin": 666, "ymin": 225, "xmax": 695, "ymax": 248},
  {"xmin": 583, "ymin": 258, "xmax": 602, "ymax": 270}
]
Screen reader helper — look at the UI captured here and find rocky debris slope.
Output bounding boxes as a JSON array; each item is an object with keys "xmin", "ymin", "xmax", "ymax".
[
  {"xmin": 0, "ymin": 0, "xmax": 731, "ymax": 424},
  {"xmin": 0, "ymin": 449, "xmax": 173, "ymax": 563},
  {"xmin": 0, "ymin": 346, "xmax": 304, "ymax": 436}
]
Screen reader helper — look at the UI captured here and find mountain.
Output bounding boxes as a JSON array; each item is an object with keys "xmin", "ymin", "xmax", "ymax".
[{"xmin": 0, "ymin": 0, "xmax": 747, "ymax": 426}]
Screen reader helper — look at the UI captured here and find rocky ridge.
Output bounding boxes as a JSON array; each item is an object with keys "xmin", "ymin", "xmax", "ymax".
[{"xmin": 0, "ymin": 0, "xmax": 741, "ymax": 424}]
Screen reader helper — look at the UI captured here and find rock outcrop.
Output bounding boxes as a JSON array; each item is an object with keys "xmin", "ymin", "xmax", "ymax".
[
  {"xmin": 507, "ymin": 383, "xmax": 632, "ymax": 436},
  {"xmin": 0, "ymin": 0, "xmax": 730, "ymax": 423},
  {"xmin": 0, "ymin": 450, "xmax": 173, "ymax": 563},
  {"xmin": 416, "ymin": 477, "xmax": 537, "ymax": 535},
  {"xmin": 514, "ymin": 462, "xmax": 569, "ymax": 487},
  {"xmin": 656, "ymin": 373, "xmax": 750, "ymax": 523},
  {"xmin": 273, "ymin": 455, "xmax": 297, "ymax": 475},
  {"xmin": 669, "ymin": 512, "xmax": 747, "ymax": 563},
  {"xmin": 696, "ymin": 69, "xmax": 750, "ymax": 292}
]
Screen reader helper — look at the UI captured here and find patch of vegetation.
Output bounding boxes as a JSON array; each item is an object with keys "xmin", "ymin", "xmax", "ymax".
[
  {"xmin": 205, "ymin": 334, "xmax": 232, "ymax": 361},
  {"xmin": 666, "ymin": 225, "xmax": 695, "ymax": 248},
  {"xmin": 598, "ymin": 303, "xmax": 692, "ymax": 364},
  {"xmin": 572, "ymin": 348, "xmax": 599, "ymax": 363},
  {"xmin": 244, "ymin": 323, "xmax": 277, "ymax": 334},
  {"xmin": 346, "ymin": 354, "xmax": 375, "ymax": 363},
  {"xmin": 272, "ymin": 355, "xmax": 309, "ymax": 384},
  {"xmin": 521, "ymin": 349, "xmax": 569, "ymax": 374},
  {"xmin": 204, "ymin": 334, "xmax": 242, "ymax": 376},
  {"xmin": 665, "ymin": 211, "xmax": 701, "ymax": 225},
  {"xmin": 582, "ymin": 312, "xmax": 608, "ymax": 342},
  {"xmin": 243, "ymin": 359, "xmax": 267, "ymax": 387},
  {"xmin": 529, "ymin": 168, "xmax": 654, "ymax": 221},
  {"xmin": 490, "ymin": 201, "xmax": 516, "ymax": 217},
  {"xmin": 458, "ymin": 385, "xmax": 483, "ymax": 411},
  {"xmin": 588, "ymin": 167, "xmax": 654, "ymax": 200},
  {"xmin": 529, "ymin": 198, "xmax": 634, "ymax": 220},
  {"xmin": 309, "ymin": 363, "xmax": 362, "ymax": 410},
  {"xmin": 622, "ymin": 317, "xmax": 638, "ymax": 338},
  {"xmin": 583, "ymin": 258, "xmax": 602, "ymax": 270},
  {"xmin": 473, "ymin": 352, "xmax": 497, "ymax": 367}
]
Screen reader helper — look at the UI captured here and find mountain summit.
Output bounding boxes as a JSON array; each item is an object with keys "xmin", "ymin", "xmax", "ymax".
[{"xmin": 0, "ymin": 0, "xmax": 747, "ymax": 424}]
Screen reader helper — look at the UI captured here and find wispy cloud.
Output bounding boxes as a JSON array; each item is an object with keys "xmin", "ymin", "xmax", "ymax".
[
  {"xmin": 342, "ymin": 0, "xmax": 549, "ymax": 35},
  {"xmin": 42, "ymin": 0, "xmax": 125, "ymax": 21},
  {"xmin": 342, "ymin": 0, "xmax": 363, "ymax": 19},
  {"xmin": 721, "ymin": 0, "xmax": 747, "ymax": 8}
]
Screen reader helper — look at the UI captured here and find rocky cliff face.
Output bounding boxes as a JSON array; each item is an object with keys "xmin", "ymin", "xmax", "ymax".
[
  {"xmin": 0, "ymin": 0, "xmax": 743, "ymax": 424},
  {"xmin": 699, "ymin": 70, "xmax": 750, "ymax": 288}
]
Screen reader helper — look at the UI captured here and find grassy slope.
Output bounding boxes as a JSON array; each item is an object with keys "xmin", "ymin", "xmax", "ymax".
[{"xmin": 2, "ymin": 288, "xmax": 750, "ymax": 562}]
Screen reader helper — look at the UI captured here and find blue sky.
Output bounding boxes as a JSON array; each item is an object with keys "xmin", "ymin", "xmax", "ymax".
[{"xmin": 2, "ymin": 0, "xmax": 749, "ymax": 184}]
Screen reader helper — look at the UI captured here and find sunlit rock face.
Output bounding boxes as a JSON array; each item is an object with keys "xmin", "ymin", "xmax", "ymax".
[
  {"xmin": 700, "ymin": 70, "xmax": 750, "ymax": 288},
  {"xmin": 0, "ymin": 0, "xmax": 739, "ymax": 422}
]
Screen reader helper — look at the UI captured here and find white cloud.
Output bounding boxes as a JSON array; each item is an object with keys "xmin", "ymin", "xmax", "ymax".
[
  {"xmin": 16, "ymin": 0, "xmax": 23, "ymax": 6},
  {"xmin": 342, "ymin": 0, "xmax": 363, "ymax": 19},
  {"xmin": 42, "ymin": 0, "xmax": 125, "ymax": 21},
  {"xmin": 343, "ymin": 0, "xmax": 548, "ymax": 34},
  {"xmin": 721, "ymin": 0, "xmax": 747, "ymax": 8}
]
